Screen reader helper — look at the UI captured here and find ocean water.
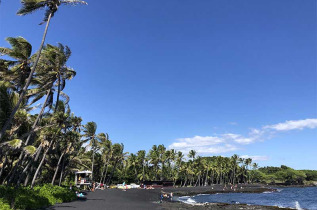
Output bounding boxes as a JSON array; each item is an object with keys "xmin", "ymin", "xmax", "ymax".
[{"xmin": 178, "ymin": 187, "xmax": 317, "ymax": 209}]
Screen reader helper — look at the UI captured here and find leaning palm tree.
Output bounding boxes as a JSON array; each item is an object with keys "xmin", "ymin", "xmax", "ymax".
[
  {"xmin": 25, "ymin": 43, "xmax": 75, "ymax": 147},
  {"xmin": 98, "ymin": 133, "xmax": 112, "ymax": 183},
  {"xmin": 0, "ymin": 0, "xmax": 87, "ymax": 140}
]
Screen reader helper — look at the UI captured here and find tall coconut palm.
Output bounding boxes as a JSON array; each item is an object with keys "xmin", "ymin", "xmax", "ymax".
[
  {"xmin": 82, "ymin": 121, "xmax": 98, "ymax": 180},
  {"xmin": 136, "ymin": 150, "xmax": 146, "ymax": 182},
  {"xmin": 106, "ymin": 143, "xmax": 127, "ymax": 185},
  {"xmin": 149, "ymin": 145, "xmax": 159, "ymax": 180},
  {"xmin": 230, "ymin": 154, "xmax": 239, "ymax": 185},
  {"xmin": 98, "ymin": 133, "xmax": 112, "ymax": 183},
  {"xmin": 0, "ymin": 0, "xmax": 87, "ymax": 140},
  {"xmin": 128, "ymin": 153, "xmax": 138, "ymax": 183},
  {"xmin": 157, "ymin": 144, "xmax": 166, "ymax": 180}
]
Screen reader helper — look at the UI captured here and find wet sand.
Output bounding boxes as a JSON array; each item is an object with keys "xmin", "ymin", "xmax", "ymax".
[{"xmin": 48, "ymin": 185, "xmax": 292, "ymax": 210}]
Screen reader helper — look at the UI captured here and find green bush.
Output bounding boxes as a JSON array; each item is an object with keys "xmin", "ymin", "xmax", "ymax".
[
  {"xmin": 34, "ymin": 184, "xmax": 76, "ymax": 205},
  {"xmin": 0, "ymin": 198, "xmax": 12, "ymax": 210},
  {"xmin": 0, "ymin": 184, "xmax": 76, "ymax": 210}
]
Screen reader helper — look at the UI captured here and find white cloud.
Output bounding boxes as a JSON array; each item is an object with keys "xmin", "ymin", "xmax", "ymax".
[
  {"xmin": 168, "ymin": 118, "xmax": 317, "ymax": 156},
  {"xmin": 264, "ymin": 119, "xmax": 317, "ymax": 131},
  {"xmin": 168, "ymin": 136, "xmax": 238, "ymax": 154},
  {"xmin": 240, "ymin": 155, "xmax": 269, "ymax": 161},
  {"xmin": 198, "ymin": 144, "xmax": 239, "ymax": 154},
  {"xmin": 222, "ymin": 133, "xmax": 256, "ymax": 145}
]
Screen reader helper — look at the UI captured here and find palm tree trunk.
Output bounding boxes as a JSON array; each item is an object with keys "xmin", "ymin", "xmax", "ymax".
[
  {"xmin": 58, "ymin": 157, "xmax": 65, "ymax": 186},
  {"xmin": 182, "ymin": 177, "xmax": 186, "ymax": 187},
  {"xmin": 31, "ymin": 140, "xmax": 53, "ymax": 188},
  {"xmin": 24, "ymin": 145, "xmax": 42, "ymax": 186},
  {"xmin": 134, "ymin": 166, "xmax": 137, "ymax": 183},
  {"xmin": 102, "ymin": 163, "xmax": 109, "ymax": 184},
  {"xmin": 54, "ymin": 74, "xmax": 61, "ymax": 112},
  {"xmin": 91, "ymin": 147, "xmax": 95, "ymax": 180},
  {"xmin": 142, "ymin": 161, "xmax": 145, "ymax": 182},
  {"xmin": 51, "ymin": 151, "xmax": 65, "ymax": 185},
  {"xmin": 100, "ymin": 157, "xmax": 107, "ymax": 183},
  {"xmin": 205, "ymin": 168, "xmax": 209, "ymax": 186},
  {"xmin": 0, "ymin": 12, "xmax": 53, "ymax": 140},
  {"xmin": 16, "ymin": 158, "xmax": 32, "ymax": 186},
  {"xmin": 25, "ymin": 89, "xmax": 51, "ymax": 146},
  {"xmin": 0, "ymin": 154, "xmax": 8, "ymax": 180},
  {"xmin": 106, "ymin": 159, "xmax": 118, "ymax": 185}
]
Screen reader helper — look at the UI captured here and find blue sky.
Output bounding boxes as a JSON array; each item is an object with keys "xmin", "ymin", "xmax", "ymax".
[{"xmin": 1, "ymin": 0, "xmax": 316, "ymax": 169}]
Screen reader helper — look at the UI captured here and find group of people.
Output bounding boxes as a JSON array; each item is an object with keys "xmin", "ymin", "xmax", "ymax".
[
  {"xmin": 160, "ymin": 192, "xmax": 173, "ymax": 203},
  {"xmin": 222, "ymin": 184, "xmax": 240, "ymax": 191}
]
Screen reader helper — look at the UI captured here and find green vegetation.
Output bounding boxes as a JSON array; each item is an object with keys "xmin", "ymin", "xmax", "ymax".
[
  {"xmin": 0, "ymin": 1, "xmax": 316, "ymax": 210},
  {"xmin": 0, "ymin": 184, "xmax": 76, "ymax": 209},
  {"xmin": 258, "ymin": 166, "xmax": 317, "ymax": 185}
]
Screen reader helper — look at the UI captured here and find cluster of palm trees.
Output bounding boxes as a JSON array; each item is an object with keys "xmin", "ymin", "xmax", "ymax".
[
  {"xmin": 106, "ymin": 146, "xmax": 259, "ymax": 186},
  {"xmin": 0, "ymin": 0, "xmax": 88, "ymax": 187}
]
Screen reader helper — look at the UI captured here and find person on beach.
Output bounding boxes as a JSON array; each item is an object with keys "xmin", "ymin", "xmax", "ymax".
[
  {"xmin": 91, "ymin": 182, "xmax": 95, "ymax": 192},
  {"xmin": 122, "ymin": 182, "xmax": 126, "ymax": 191}
]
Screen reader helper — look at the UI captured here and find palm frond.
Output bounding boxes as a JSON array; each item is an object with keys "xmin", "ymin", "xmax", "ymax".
[
  {"xmin": 24, "ymin": 145, "xmax": 37, "ymax": 155},
  {"xmin": 17, "ymin": 0, "xmax": 47, "ymax": 16}
]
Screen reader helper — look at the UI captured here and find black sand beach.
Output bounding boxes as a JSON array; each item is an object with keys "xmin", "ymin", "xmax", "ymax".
[{"xmin": 49, "ymin": 185, "xmax": 292, "ymax": 210}]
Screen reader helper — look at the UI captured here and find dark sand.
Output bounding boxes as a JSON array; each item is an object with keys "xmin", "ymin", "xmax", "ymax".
[{"xmin": 48, "ymin": 185, "xmax": 292, "ymax": 210}]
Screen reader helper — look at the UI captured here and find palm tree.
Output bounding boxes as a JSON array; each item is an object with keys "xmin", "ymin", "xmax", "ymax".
[
  {"xmin": 0, "ymin": 37, "xmax": 32, "ymax": 95},
  {"xmin": 128, "ymin": 153, "xmax": 138, "ymax": 183},
  {"xmin": 30, "ymin": 101, "xmax": 70, "ymax": 187},
  {"xmin": 158, "ymin": 144, "xmax": 166, "ymax": 180},
  {"xmin": 136, "ymin": 150, "xmax": 146, "ymax": 182},
  {"xmin": 82, "ymin": 121, "xmax": 98, "ymax": 180},
  {"xmin": 188, "ymin": 149, "xmax": 196, "ymax": 161},
  {"xmin": 106, "ymin": 143, "xmax": 127, "ymax": 185},
  {"xmin": 25, "ymin": 43, "xmax": 76, "ymax": 147},
  {"xmin": 230, "ymin": 154, "xmax": 239, "ymax": 185},
  {"xmin": 149, "ymin": 145, "xmax": 159, "ymax": 180},
  {"xmin": 0, "ymin": 0, "xmax": 87, "ymax": 140},
  {"xmin": 98, "ymin": 133, "xmax": 112, "ymax": 183},
  {"xmin": 245, "ymin": 158, "xmax": 252, "ymax": 183}
]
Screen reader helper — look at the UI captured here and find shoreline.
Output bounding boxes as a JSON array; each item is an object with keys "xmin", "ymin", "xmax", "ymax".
[
  {"xmin": 49, "ymin": 184, "xmax": 301, "ymax": 209},
  {"xmin": 159, "ymin": 184, "xmax": 293, "ymax": 209}
]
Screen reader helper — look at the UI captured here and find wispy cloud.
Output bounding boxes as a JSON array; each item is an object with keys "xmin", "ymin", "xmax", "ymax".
[
  {"xmin": 240, "ymin": 155, "xmax": 269, "ymax": 161},
  {"xmin": 168, "ymin": 118, "xmax": 317, "ymax": 155},
  {"xmin": 263, "ymin": 119, "xmax": 317, "ymax": 131},
  {"xmin": 168, "ymin": 136, "xmax": 238, "ymax": 154}
]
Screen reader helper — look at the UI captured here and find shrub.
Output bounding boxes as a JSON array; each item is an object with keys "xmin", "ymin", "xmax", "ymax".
[
  {"xmin": 0, "ymin": 198, "xmax": 12, "ymax": 210},
  {"xmin": 0, "ymin": 184, "xmax": 76, "ymax": 209}
]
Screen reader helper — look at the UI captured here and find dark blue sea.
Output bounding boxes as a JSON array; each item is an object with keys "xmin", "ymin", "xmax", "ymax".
[{"xmin": 178, "ymin": 187, "xmax": 317, "ymax": 209}]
